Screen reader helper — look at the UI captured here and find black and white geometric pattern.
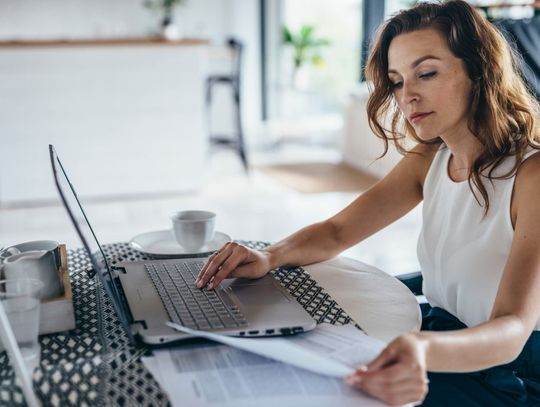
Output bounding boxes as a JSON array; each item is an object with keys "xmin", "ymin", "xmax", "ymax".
[{"xmin": 0, "ymin": 241, "xmax": 359, "ymax": 406}]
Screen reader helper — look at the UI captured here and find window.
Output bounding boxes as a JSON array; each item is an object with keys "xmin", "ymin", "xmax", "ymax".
[
  {"xmin": 385, "ymin": 0, "xmax": 536, "ymax": 19},
  {"xmin": 269, "ymin": 0, "xmax": 363, "ymax": 121},
  {"xmin": 385, "ymin": 0, "xmax": 415, "ymax": 17}
]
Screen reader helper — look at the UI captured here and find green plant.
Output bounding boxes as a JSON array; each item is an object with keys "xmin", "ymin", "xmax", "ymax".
[
  {"xmin": 143, "ymin": 0, "xmax": 187, "ymax": 26},
  {"xmin": 143, "ymin": 0, "xmax": 187, "ymax": 10},
  {"xmin": 282, "ymin": 25, "xmax": 330, "ymax": 71}
]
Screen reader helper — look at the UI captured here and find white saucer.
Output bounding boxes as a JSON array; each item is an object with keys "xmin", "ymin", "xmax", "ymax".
[{"xmin": 129, "ymin": 230, "xmax": 232, "ymax": 258}]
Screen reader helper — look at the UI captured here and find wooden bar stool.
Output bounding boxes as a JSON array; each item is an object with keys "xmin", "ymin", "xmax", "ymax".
[{"xmin": 205, "ymin": 38, "xmax": 248, "ymax": 171}]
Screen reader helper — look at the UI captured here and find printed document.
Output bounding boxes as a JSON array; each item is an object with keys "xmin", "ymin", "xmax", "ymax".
[{"xmin": 142, "ymin": 324, "xmax": 409, "ymax": 406}]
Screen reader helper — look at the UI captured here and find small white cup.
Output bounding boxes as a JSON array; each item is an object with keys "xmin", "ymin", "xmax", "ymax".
[
  {"xmin": 2, "ymin": 250, "xmax": 62, "ymax": 300},
  {"xmin": 11, "ymin": 240, "xmax": 61, "ymax": 269},
  {"xmin": 171, "ymin": 210, "xmax": 216, "ymax": 251}
]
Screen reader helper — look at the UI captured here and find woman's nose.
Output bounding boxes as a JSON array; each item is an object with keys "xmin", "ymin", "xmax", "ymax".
[{"xmin": 401, "ymin": 81, "xmax": 419, "ymax": 105}]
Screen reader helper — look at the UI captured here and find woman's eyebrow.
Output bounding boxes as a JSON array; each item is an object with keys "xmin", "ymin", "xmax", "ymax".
[{"xmin": 388, "ymin": 55, "xmax": 441, "ymax": 74}]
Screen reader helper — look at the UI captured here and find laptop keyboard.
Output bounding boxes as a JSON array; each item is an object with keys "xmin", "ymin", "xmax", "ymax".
[{"xmin": 145, "ymin": 261, "xmax": 248, "ymax": 330}]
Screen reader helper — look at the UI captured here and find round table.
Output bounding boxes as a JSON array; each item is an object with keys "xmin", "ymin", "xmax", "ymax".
[
  {"xmin": 0, "ymin": 243, "xmax": 421, "ymax": 406},
  {"xmin": 305, "ymin": 256, "xmax": 421, "ymax": 342}
]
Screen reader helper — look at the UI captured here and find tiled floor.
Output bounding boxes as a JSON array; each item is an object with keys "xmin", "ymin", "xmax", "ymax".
[{"xmin": 0, "ymin": 143, "xmax": 422, "ymax": 276}]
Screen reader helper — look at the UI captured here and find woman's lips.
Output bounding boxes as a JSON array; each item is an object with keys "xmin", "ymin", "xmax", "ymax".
[{"xmin": 410, "ymin": 112, "xmax": 432, "ymax": 123}]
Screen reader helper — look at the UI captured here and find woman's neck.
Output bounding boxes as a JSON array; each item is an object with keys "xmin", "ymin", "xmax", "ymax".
[{"xmin": 442, "ymin": 130, "xmax": 484, "ymax": 170}]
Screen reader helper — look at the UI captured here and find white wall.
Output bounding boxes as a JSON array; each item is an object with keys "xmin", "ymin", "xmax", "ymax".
[
  {"xmin": 0, "ymin": 0, "xmax": 264, "ymax": 197},
  {"xmin": 0, "ymin": 44, "xmax": 210, "ymax": 202},
  {"xmin": 0, "ymin": 0, "xmax": 262, "ymax": 129},
  {"xmin": 0, "ymin": 0, "xmax": 263, "ymax": 130},
  {"xmin": 0, "ymin": 0, "xmax": 228, "ymax": 42}
]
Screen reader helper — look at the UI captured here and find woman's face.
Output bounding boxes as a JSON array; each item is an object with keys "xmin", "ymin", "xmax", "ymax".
[{"xmin": 387, "ymin": 28, "xmax": 473, "ymax": 142}]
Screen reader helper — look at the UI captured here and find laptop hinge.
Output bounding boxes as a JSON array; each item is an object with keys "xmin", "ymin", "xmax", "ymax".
[
  {"xmin": 112, "ymin": 265, "xmax": 127, "ymax": 274},
  {"xmin": 85, "ymin": 266, "xmax": 96, "ymax": 278},
  {"xmin": 113, "ymin": 275, "xmax": 135, "ymax": 323}
]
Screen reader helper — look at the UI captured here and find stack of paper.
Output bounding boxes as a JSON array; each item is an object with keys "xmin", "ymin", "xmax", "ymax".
[{"xmin": 142, "ymin": 324, "xmax": 405, "ymax": 406}]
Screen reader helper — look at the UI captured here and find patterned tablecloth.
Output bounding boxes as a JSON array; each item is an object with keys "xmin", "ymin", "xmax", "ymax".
[{"xmin": 0, "ymin": 241, "xmax": 358, "ymax": 406}]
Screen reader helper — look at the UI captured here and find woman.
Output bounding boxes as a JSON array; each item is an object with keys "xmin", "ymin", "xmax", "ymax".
[{"xmin": 196, "ymin": 1, "xmax": 540, "ymax": 405}]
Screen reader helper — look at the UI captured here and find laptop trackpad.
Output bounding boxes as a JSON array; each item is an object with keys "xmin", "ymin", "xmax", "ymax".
[{"xmin": 230, "ymin": 285, "xmax": 290, "ymax": 305}]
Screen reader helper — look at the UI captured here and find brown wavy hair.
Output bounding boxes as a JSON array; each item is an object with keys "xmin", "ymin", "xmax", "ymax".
[{"xmin": 365, "ymin": 0, "xmax": 540, "ymax": 214}]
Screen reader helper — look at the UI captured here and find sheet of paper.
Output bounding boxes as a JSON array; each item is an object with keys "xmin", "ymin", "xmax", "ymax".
[
  {"xmin": 141, "ymin": 356, "xmax": 161, "ymax": 381},
  {"xmin": 143, "ymin": 324, "xmax": 413, "ymax": 406},
  {"xmin": 143, "ymin": 341, "xmax": 390, "ymax": 407},
  {"xmin": 166, "ymin": 322, "xmax": 378, "ymax": 377},
  {"xmin": 286, "ymin": 323, "xmax": 387, "ymax": 368}
]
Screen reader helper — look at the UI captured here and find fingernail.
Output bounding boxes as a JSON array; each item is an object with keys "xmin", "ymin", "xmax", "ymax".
[
  {"xmin": 345, "ymin": 376, "xmax": 361, "ymax": 385},
  {"xmin": 207, "ymin": 282, "xmax": 214, "ymax": 290},
  {"xmin": 196, "ymin": 281, "xmax": 203, "ymax": 288}
]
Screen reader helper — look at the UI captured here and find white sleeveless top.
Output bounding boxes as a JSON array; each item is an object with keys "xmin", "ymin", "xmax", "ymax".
[{"xmin": 417, "ymin": 145, "xmax": 539, "ymax": 329}]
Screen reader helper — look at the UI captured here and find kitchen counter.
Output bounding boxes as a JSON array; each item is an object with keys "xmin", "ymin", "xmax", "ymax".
[{"xmin": 0, "ymin": 37, "xmax": 208, "ymax": 48}]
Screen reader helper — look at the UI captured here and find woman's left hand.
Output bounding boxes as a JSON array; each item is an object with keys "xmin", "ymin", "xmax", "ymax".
[{"xmin": 345, "ymin": 333, "xmax": 429, "ymax": 406}]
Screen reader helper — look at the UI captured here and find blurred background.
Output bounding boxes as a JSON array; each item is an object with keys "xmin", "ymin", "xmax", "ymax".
[{"xmin": 1, "ymin": 0, "xmax": 538, "ymax": 276}]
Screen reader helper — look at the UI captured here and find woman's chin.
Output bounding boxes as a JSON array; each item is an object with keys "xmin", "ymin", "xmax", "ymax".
[{"xmin": 415, "ymin": 131, "xmax": 440, "ymax": 142}]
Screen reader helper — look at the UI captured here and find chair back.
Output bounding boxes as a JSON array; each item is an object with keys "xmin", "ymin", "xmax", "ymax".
[{"xmin": 227, "ymin": 37, "xmax": 243, "ymax": 84}]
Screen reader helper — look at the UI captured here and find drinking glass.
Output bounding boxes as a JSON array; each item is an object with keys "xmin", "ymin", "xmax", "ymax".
[{"xmin": 0, "ymin": 279, "xmax": 44, "ymax": 375}]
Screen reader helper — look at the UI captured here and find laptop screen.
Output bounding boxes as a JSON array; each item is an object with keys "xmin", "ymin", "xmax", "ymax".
[{"xmin": 49, "ymin": 144, "xmax": 134, "ymax": 342}]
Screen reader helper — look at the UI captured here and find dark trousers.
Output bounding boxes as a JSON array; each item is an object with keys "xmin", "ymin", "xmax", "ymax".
[{"xmin": 420, "ymin": 305, "xmax": 540, "ymax": 406}]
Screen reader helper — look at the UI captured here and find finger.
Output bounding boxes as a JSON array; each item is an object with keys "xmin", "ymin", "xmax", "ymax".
[
  {"xmin": 198, "ymin": 249, "xmax": 232, "ymax": 287},
  {"xmin": 381, "ymin": 390, "xmax": 426, "ymax": 407},
  {"xmin": 196, "ymin": 252, "xmax": 219, "ymax": 287},
  {"xmin": 196, "ymin": 253, "xmax": 218, "ymax": 281},
  {"xmin": 358, "ymin": 363, "xmax": 415, "ymax": 386},
  {"xmin": 361, "ymin": 375, "xmax": 427, "ymax": 394},
  {"xmin": 345, "ymin": 365, "xmax": 367, "ymax": 384},
  {"xmin": 196, "ymin": 244, "xmax": 233, "ymax": 287},
  {"xmin": 365, "ymin": 383, "xmax": 428, "ymax": 407},
  {"xmin": 198, "ymin": 243, "xmax": 230, "ymax": 276},
  {"xmin": 200, "ymin": 250, "xmax": 220, "ymax": 272},
  {"xmin": 367, "ymin": 345, "xmax": 398, "ymax": 371},
  {"xmin": 353, "ymin": 382, "xmax": 427, "ymax": 405},
  {"xmin": 347, "ymin": 362, "xmax": 427, "ymax": 392},
  {"xmin": 198, "ymin": 251, "xmax": 216, "ymax": 279},
  {"xmin": 207, "ymin": 250, "xmax": 248, "ymax": 289},
  {"xmin": 359, "ymin": 372, "xmax": 429, "ymax": 405}
]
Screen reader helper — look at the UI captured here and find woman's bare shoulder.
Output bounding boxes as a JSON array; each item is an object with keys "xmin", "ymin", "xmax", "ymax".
[
  {"xmin": 514, "ymin": 149, "xmax": 540, "ymax": 211},
  {"xmin": 516, "ymin": 149, "xmax": 540, "ymax": 182},
  {"xmin": 406, "ymin": 142, "xmax": 441, "ymax": 159},
  {"xmin": 402, "ymin": 142, "xmax": 441, "ymax": 185}
]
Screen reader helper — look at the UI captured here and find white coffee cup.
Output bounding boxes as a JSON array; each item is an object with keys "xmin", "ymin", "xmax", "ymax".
[
  {"xmin": 171, "ymin": 210, "xmax": 216, "ymax": 251},
  {"xmin": 10, "ymin": 240, "xmax": 61, "ymax": 269},
  {"xmin": 2, "ymin": 250, "xmax": 62, "ymax": 300}
]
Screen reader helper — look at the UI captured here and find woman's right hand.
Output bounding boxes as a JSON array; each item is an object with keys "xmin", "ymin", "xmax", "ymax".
[{"xmin": 195, "ymin": 242, "xmax": 274, "ymax": 290}]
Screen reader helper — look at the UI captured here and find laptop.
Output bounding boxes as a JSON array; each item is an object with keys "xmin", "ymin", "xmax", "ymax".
[{"xmin": 49, "ymin": 144, "xmax": 316, "ymax": 345}]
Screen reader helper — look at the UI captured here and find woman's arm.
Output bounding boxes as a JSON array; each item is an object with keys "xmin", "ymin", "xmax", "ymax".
[
  {"xmin": 264, "ymin": 143, "xmax": 434, "ymax": 269},
  {"xmin": 348, "ymin": 152, "xmax": 540, "ymax": 405},
  {"xmin": 196, "ymin": 143, "xmax": 434, "ymax": 289}
]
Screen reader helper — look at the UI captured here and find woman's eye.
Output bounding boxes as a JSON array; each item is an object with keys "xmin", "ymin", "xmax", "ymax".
[
  {"xmin": 391, "ymin": 81, "xmax": 403, "ymax": 89},
  {"xmin": 419, "ymin": 71, "xmax": 437, "ymax": 79}
]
